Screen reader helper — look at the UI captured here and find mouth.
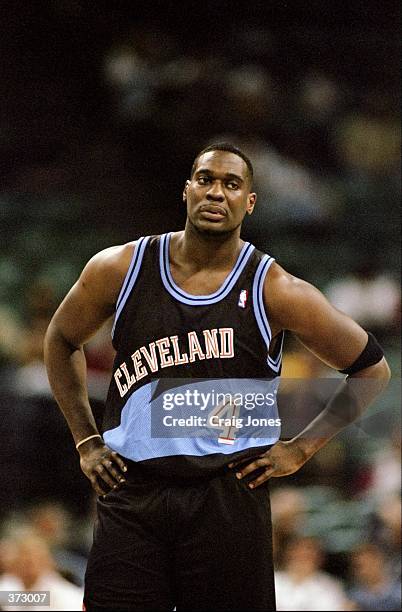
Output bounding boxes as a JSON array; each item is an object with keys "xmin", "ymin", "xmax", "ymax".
[{"xmin": 199, "ymin": 205, "xmax": 227, "ymax": 221}]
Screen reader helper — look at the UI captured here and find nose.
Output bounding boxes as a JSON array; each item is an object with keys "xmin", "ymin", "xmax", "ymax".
[{"xmin": 206, "ymin": 181, "xmax": 225, "ymax": 202}]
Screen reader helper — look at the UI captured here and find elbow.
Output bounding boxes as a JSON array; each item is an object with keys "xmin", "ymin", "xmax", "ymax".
[
  {"xmin": 347, "ymin": 357, "xmax": 391, "ymax": 403},
  {"xmin": 363, "ymin": 357, "xmax": 391, "ymax": 388},
  {"xmin": 375, "ymin": 357, "xmax": 392, "ymax": 394},
  {"xmin": 349, "ymin": 357, "xmax": 391, "ymax": 387},
  {"xmin": 379, "ymin": 357, "xmax": 392, "ymax": 383},
  {"xmin": 372, "ymin": 356, "xmax": 392, "ymax": 382},
  {"xmin": 43, "ymin": 320, "xmax": 78, "ymax": 365}
]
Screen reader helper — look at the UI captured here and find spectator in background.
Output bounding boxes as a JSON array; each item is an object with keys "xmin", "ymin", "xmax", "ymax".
[
  {"xmin": 0, "ymin": 305, "xmax": 21, "ymax": 371},
  {"xmin": 367, "ymin": 494, "xmax": 402, "ymax": 586},
  {"xmin": 104, "ymin": 43, "xmax": 157, "ymax": 123},
  {"xmin": 369, "ymin": 428, "xmax": 401, "ymax": 501},
  {"xmin": 335, "ymin": 100, "xmax": 400, "ymax": 180},
  {"xmin": 325, "ymin": 262, "xmax": 400, "ymax": 343},
  {"xmin": 347, "ymin": 543, "xmax": 401, "ymax": 611},
  {"xmin": 274, "ymin": 536, "xmax": 350, "ymax": 611},
  {"xmin": 333, "ymin": 92, "xmax": 400, "ymax": 279},
  {"xmin": 237, "ymin": 137, "xmax": 336, "ymax": 232},
  {"xmin": 270, "ymin": 487, "xmax": 307, "ymax": 569},
  {"xmin": 14, "ymin": 280, "xmax": 58, "ymax": 397},
  {"xmin": 222, "ymin": 64, "xmax": 280, "ymax": 137},
  {"xmin": 0, "ymin": 531, "xmax": 83, "ymax": 611},
  {"xmin": 0, "ymin": 538, "xmax": 15, "ymax": 578},
  {"xmin": 284, "ymin": 71, "xmax": 346, "ymax": 174},
  {"xmin": 28, "ymin": 502, "xmax": 87, "ymax": 587}
]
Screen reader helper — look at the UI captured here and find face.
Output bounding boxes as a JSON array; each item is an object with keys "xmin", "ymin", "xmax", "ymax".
[
  {"xmin": 183, "ymin": 150, "xmax": 256, "ymax": 235},
  {"xmin": 11, "ymin": 539, "xmax": 52, "ymax": 587},
  {"xmin": 286, "ymin": 539, "xmax": 322, "ymax": 571},
  {"xmin": 352, "ymin": 550, "xmax": 382, "ymax": 582}
]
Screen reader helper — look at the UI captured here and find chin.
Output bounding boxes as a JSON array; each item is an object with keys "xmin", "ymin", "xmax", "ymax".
[
  {"xmin": 189, "ymin": 218, "xmax": 239, "ymax": 237},
  {"xmin": 200, "ymin": 225, "xmax": 232, "ymax": 236}
]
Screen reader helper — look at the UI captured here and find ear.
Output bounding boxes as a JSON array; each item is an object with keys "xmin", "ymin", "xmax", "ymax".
[
  {"xmin": 183, "ymin": 180, "xmax": 190, "ymax": 202},
  {"xmin": 246, "ymin": 192, "xmax": 257, "ymax": 215}
]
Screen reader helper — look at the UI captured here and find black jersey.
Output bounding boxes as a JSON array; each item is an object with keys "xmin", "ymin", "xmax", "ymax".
[{"xmin": 102, "ymin": 233, "xmax": 284, "ymax": 478}]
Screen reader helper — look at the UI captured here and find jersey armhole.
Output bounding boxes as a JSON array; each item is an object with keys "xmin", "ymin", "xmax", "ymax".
[
  {"xmin": 111, "ymin": 236, "xmax": 150, "ymax": 339},
  {"xmin": 252, "ymin": 255, "xmax": 284, "ymax": 372}
]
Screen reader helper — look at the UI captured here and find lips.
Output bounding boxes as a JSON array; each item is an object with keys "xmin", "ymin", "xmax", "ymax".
[{"xmin": 199, "ymin": 204, "xmax": 227, "ymax": 220}]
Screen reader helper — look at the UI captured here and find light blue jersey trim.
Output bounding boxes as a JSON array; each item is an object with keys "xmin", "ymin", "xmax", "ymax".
[
  {"xmin": 252, "ymin": 255, "xmax": 275, "ymax": 348},
  {"xmin": 252, "ymin": 255, "xmax": 283, "ymax": 371},
  {"xmin": 159, "ymin": 232, "xmax": 255, "ymax": 306},
  {"xmin": 112, "ymin": 236, "xmax": 150, "ymax": 338},
  {"xmin": 267, "ymin": 331, "xmax": 284, "ymax": 373}
]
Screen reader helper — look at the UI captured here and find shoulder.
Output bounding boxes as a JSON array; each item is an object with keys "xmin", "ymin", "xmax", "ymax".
[
  {"xmin": 83, "ymin": 242, "xmax": 135, "ymax": 278},
  {"xmin": 78, "ymin": 241, "xmax": 136, "ymax": 306},
  {"xmin": 263, "ymin": 262, "xmax": 322, "ymax": 322},
  {"xmin": 264, "ymin": 261, "xmax": 313, "ymax": 295}
]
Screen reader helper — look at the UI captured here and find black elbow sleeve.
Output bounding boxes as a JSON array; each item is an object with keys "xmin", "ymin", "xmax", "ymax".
[{"xmin": 339, "ymin": 331, "xmax": 384, "ymax": 376}]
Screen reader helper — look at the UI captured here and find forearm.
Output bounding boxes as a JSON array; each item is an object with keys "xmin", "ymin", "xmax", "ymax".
[
  {"xmin": 291, "ymin": 359, "xmax": 391, "ymax": 460},
  {"xmin": 44, "ymin": 323, "xmax": 100, "ymax": 446}
]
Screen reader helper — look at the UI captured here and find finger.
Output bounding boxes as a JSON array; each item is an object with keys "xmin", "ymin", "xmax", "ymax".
[
  {"xmin": 111, "ymin": 451, "xmax": 128, "ymax": 473},
  {"xmin": 248, "ymin": 466, "xmax": 275, "ymax": 489},
  {"xmin": 228, "ymin": 454, "xmax": 264, "ymax": 469},
  {"xmin": 94, "ymin": 464, "xmax": 118, "ymax": 490},
  {"xmin": 235, "ymin": 457, "xmax": 269, "ymax": 479},
  {"xmin": 90, "ymin": 475, "xmax": 108, "ymax": 497},
  {"xmin": 101, "ymin": 458, "xmax": 126, "ymax": 484},
  {"xmin": 228, "ymin": 459, "xmax": 250, "ymax": 469}
]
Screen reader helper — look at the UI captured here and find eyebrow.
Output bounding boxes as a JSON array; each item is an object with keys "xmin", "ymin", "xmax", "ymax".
[{"xmin": 195, "ymin": 168, "xmax": 245, "ymax": 183}]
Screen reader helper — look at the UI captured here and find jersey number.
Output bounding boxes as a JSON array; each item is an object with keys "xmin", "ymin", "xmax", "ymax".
[{"xmin": 208, "ymin": 399, "xmax": 240, "ymax": 445}]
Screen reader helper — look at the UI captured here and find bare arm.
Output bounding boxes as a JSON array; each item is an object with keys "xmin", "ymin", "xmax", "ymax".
[
  {"xmin": 233, "ymin": 263, "xmax": 391, "ymax": 488},
  {"xmin": 44, "ymin": 243, "xmax": 134, "ymax": 495}
]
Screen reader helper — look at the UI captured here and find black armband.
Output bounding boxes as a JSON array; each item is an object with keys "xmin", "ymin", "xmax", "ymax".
[{"xmin": 339, "ymin": 331, "xmax": 384, "ymax": 376}]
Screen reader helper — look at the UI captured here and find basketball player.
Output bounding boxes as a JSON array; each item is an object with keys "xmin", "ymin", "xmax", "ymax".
[{"xmin": 44, "ymin": 143, "xmax": 390, "ymax": 611}]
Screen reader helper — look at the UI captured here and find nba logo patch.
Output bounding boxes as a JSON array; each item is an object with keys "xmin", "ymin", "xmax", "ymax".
[{"xmin": 238, "ymin": 289, "xmax": 248, "ymax": 308}]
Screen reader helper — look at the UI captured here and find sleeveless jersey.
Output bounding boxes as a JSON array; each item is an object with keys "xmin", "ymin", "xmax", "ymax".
[{"xmin": 102, "ymin": 233, "xmax": 284, "ymax": 479}]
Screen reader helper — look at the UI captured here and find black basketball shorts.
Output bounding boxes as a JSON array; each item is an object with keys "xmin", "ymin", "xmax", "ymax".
[{"xmin": 83, "ymin": 461, "xmax": 276, "ymax": 611}]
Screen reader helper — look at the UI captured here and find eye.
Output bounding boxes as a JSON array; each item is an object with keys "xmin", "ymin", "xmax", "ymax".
[
  {"xmin": 227, "ymin": 181, "xmax": 239, "ymax": 189},
  {"xmin": 197, "ymin": 176, "xmax": 210, "ymax": 185}
]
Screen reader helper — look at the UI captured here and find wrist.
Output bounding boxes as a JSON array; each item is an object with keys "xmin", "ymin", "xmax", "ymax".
[
  {"xmin": 76, "ymin": 433, "xmax": 104, "ymax": 454},
  {"xmin": 287, "ymin": 436, "xmax": 325, "ymax": 462}
]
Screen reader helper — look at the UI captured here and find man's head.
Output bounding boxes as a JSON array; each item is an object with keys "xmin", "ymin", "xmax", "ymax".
[
  {"xmin": 3, "ymin": 531, "xmax": 54, "ymax": 589},
  {"xmin": 183, "ymin": 143, "xmax": 256, "ymax": 236},
  {"xmin": 284, "ymin": 536, "xmax": 323, "ymax": 576},
  {"xmin": 350, "ymin": 543, "xmax": 387, "ymax": 585}
]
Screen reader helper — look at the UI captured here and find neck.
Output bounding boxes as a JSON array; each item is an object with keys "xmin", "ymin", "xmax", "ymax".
[
  {"xmin": 176, "ymin": 220, "xmax": 244, "ymax": 269},
  {"xmin": 23, "ymin": 577, "xmax": 38, "ymax": 589}
]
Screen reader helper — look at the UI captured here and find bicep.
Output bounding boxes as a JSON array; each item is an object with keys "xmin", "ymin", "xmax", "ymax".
[
  {"xmin": 292, "ymin": 288, "xmax": 367, "ymax": 370},
  {"xmin": 266, "ymin": 272, "xmax": 368, "ymax": 371}
]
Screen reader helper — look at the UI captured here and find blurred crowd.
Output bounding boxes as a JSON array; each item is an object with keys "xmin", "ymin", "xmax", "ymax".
[
  {"xmin": 0, "ymin": 2, "xmax": 400, "ymax": 610},
  {"xmin": 1, "ymin": 3, "xmax": 400, "ymax": 323},
  {"xmin": 0, "ymin": 277, "xmax": 399, "ymax": 611},
  {"xmin": 0, "ymin": 483, "xmax": 400, "ymax": 610}
]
